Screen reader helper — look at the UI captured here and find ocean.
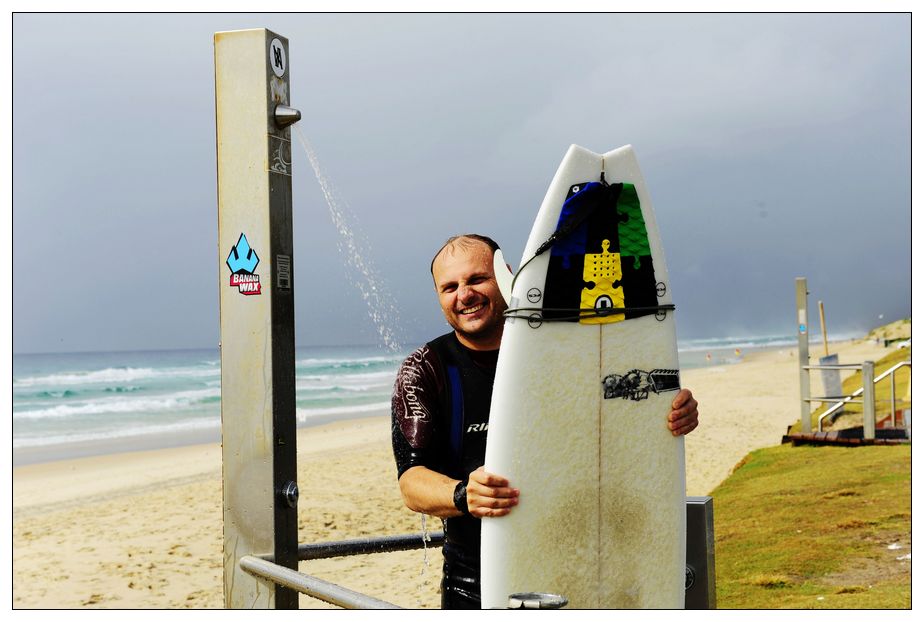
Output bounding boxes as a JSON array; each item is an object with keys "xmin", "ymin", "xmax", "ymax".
[
  {"xmin": 12, "ymin": 334, "xmax": 848, "ymax": 466},
  {"xmin": 12, "ymin": 345, "xmax": 402, "ymax": 466}
]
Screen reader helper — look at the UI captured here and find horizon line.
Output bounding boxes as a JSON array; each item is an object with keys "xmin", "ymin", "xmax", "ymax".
[{"xmin": 12, "ymin": 328, "xmax": 884, "ymax": 358}]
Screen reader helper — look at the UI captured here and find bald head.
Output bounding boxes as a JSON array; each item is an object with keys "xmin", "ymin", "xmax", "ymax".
[{"xmin": 430, "ymin": 234, "xmax": 500, "ymax": 282}]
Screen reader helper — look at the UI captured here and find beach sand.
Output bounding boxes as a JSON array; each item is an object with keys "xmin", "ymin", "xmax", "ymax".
[{"xmin": 12, "ymin": 338, "xmax": 892, "ymax": 609}]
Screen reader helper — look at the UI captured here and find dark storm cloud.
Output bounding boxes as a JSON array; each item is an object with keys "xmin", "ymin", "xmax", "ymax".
[{"xmin": 12, "ymin": 13, "xmax": 910, "ymax": 353}]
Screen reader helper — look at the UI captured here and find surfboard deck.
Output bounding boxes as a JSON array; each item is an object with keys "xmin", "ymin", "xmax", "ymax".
[{"xmin": 481, "ymin": 144, "xmax": 686, "ymax": 609}]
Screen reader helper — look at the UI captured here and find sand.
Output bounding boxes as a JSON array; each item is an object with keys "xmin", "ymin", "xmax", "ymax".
[{"xmin": 11, "ymin": 338, "xmax": 894, "ymax": 609}]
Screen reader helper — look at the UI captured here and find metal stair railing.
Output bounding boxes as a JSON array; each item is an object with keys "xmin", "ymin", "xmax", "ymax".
[{"xmin": 815, "ymin": 361, "xmax": 911, "ymax": 432}]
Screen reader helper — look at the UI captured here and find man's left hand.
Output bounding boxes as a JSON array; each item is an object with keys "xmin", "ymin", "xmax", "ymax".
[{"xmin": 667, "ymin": 388, "xmax": 698, "ymax": 436}]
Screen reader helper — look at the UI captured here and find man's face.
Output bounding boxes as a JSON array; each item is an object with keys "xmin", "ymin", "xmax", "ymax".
[{"xmin": 431, "ymin": 240, "xmax": 508, "ymax": 349}]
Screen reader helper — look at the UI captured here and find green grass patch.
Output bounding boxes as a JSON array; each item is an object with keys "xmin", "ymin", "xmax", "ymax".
[{"xmin": 712, "ymin": 444, "xmax": 910, "ymax": 608}]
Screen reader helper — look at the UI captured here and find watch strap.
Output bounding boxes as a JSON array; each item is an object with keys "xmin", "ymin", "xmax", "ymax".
[{"xmin": 453, "ymin": 479, "xmax": 470, "ymax": 515}]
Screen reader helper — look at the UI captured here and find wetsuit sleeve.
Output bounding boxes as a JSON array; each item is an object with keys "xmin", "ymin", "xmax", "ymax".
[{"xmin": 391, "ymin": 345, "xmax": 443, "ymax": 479}]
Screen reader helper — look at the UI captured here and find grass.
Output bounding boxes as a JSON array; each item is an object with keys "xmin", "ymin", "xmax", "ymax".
[
  {"xmin": 710, "ymin": 323, "xmax": 911, "ymax": 608},
  {"xmin": 711, "ymin": 444, "xmax": 911, "ymax": 608},
  {"xmin": 866, "ymin": 317, "xmax": 911, "ymax": 343}
]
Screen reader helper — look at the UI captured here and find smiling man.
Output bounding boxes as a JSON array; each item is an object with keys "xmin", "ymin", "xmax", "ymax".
[{"xmin": 390, "ymin": 234, "xmax": 699, "ymax": 609}]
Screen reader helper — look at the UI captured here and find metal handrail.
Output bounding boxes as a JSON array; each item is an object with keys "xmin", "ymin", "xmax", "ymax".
[
  {"xmin": 802, "ymin": 363, "xmax": 864, "ymax": 371},
  {"xmin": 242, "ymin": 532, "xmax": 443, "ymax": 609},
  {"xmin": 817, "ymin": 361, "xmax": 911, "ymax": 431},
  {"xmin": 240, "ymin": 555, "xmax": 401, "ymax": 609},
  {"xmin": 297, "ymin": 531, "xmax": 444, "ymax": 561}
]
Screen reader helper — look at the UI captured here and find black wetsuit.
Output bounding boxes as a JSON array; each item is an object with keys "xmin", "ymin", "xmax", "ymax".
[{"xmin": 392, "ymin": 332, "xmax": 498, "ymax": 609}]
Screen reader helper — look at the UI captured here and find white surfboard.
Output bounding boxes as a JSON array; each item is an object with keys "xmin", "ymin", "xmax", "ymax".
[{"xmin": 481, "ymin": 144, "xmax": 686, "ymax": 609}]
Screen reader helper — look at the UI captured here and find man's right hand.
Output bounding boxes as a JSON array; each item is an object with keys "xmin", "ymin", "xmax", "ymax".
[{"xmin": 465, "ymin": 466, "xmax": 519, "ymax": 518}]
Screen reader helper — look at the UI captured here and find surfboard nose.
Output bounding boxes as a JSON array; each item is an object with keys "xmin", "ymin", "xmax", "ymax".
[{"xmin": 563, "ymin": 144, "xmax": 602, "ymax": 168}]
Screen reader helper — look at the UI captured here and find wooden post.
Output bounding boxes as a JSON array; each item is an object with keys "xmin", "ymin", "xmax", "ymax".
[{"xmin": 818, "ymin": 301, "xmax": 829, "ymax": 357}]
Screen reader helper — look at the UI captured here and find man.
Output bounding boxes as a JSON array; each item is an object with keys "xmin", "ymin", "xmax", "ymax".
[{"xmin": 391, "ymin": 234, "xmax": 699, "ymax": 609}]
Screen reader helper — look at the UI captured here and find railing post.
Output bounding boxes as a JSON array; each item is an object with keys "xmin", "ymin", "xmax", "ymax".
[
  {"xmin": 862, "ymin": 361, "xmax": 876, "ymax": 440},
  {"xmin": 796, "ymin": 278, "xmax": 811, "ymax": 432},
  {"xmin": 890, "ymin": 371, "xmax": 897, "ymax": 427}
]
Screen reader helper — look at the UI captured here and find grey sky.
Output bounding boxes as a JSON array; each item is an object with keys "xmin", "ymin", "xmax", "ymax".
[{"xmin": 13, "ymin": 13, "xmax": 911, "ymax": 354}]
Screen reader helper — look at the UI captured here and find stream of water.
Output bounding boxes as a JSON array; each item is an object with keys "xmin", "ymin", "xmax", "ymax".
[
  {"xmin": 293, "ymin": 126, "xmax": 404, "ymax": 353},
  {"xmin": 293, "ymin": 126, "xmax": 439, "ymax": 601}
]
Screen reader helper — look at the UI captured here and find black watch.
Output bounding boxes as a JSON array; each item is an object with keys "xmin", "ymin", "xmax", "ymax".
[{"xmin": 453, "ymin": 479, "xmax": 470, "ymax": 515}]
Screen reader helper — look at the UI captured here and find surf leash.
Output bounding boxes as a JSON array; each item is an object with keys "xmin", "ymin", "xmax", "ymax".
[
  {"xmin": 509, "ymin": 176, "xmax": 616, "ymax": 294},
  {"xmin": 503, "ymin": 304, "xmax": 676, "ymax": 323}
]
